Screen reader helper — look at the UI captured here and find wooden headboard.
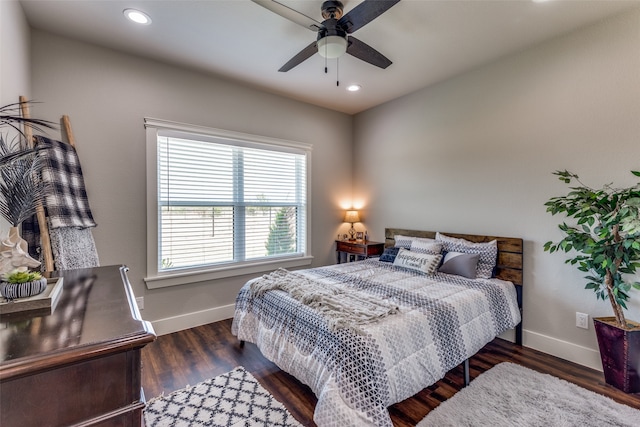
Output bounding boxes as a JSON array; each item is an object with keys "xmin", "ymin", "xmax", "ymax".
[
  {"xmin": 384, "ymin": 228, "xmax": 523, "ymax": 287},
  {"xmin": 385, "ymin": 228, "xmax": 524, "ymax": 345}
]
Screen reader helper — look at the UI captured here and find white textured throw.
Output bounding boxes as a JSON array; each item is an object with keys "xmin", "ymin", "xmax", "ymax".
[
  {"xmin": 418, "ymin": 362, "xmax": 640, "ymax": 427},
  {"xmin": 50, "ymin": 226, "xmax": 99, "ymax": 270},
  {"xmin": 250, "ymin": 268, "xmax": 399, "ymax": 332}
]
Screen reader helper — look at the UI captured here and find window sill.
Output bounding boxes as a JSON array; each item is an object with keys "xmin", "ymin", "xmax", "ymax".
[{"xmin": 144, "ymin": 255, "xmax": 314, "ymax": 289}]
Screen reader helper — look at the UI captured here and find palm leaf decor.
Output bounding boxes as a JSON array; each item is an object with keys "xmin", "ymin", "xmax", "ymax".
[
  {"xmin": 0, "ymin": 138, "xmax": 49, "ymax": 226},
  {"xmin": 0, "ymin": 101, "xmax": 55, "ymax": 140},
  {"xmin": 0, "ymin": 100, "xmax": 56, "ymax": 226}
]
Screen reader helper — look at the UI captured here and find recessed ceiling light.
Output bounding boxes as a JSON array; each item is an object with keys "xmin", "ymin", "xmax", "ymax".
[
  {"xmin": 347, "ymin": 85, "xmax": 361, "ymax": 92},
  {"xmin": 124, "ymin": 9, "xmax": 152, "ymax": 25}
]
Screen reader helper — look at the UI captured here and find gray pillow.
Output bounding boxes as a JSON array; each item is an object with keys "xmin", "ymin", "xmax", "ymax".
[
  {"xmin": 438, "ymin": 251, "xmax": 480, "ymax": 279},
  {"xmin": 435, "ymin": 233, "xmax": 497, "ymax": 279}
]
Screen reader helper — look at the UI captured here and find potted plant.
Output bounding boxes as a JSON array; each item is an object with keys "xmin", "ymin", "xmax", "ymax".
[
  {"xmin": 544, "ymin": 170, "xmax": 640, "ymax": 393},
  {"xmin": 0, "ymin": 100, "xmax": 55, "ymax": 276},
  {"xmin": 0, "ymin": 268, "xmax": 47, "ymax": 300}
]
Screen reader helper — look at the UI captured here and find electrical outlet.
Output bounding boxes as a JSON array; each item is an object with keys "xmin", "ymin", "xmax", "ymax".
[
  {"xmin": 136, "ymin": 296, "xmax": 144, "ymax": 310},
  {"xmin": 576, "ymin": 312, "xmax": 588, "ymax": 329}
]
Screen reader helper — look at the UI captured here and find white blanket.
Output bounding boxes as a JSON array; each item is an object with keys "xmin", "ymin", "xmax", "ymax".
[{"xmin": 249, "ymin": 268, "xmax": 399, "ymax": 332}]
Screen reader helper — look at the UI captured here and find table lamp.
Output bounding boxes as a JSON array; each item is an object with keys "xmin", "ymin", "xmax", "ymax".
[{"xmin": 344, "ymin": 210, "xmax": 360, "ymax": 240}]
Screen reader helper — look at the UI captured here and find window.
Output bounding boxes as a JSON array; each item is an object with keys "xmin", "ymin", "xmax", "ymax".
[{"xmin": 145, "ymin": 118, "xmax": 312, "ymax": 288}]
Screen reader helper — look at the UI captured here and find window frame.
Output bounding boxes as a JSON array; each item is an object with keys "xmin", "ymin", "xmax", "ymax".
[{"xmin": 144, "ymin": 118, "xmax": 313, "ymax": 289}]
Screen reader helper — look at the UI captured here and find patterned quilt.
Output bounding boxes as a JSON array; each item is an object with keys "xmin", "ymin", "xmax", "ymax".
[{"xmin": 232, "ymin": 259, "xmax": 521, "ymax": 426}]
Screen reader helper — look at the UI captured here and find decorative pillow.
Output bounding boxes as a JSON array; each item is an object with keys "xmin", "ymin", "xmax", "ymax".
[
  {"xmin": 435, "ymin": 232, "xmax": 497, "ymax": 279},
  {"xmin": 393, "ymin": 248, "xmax": 442, "ymax": 274},
  {"xmin": 394, "ymin": 235, "xmax": 437, "ymax": 249},
  {"xmin": 410, "ymin": 239, "xmax": 443, "ymax": 255},
  {"xmin": 379, "ymin": 247, "xmax": 401, "ymax": 263},
  {"xmin": 438, "ymin": 251, "xmax": 480, "ymax": 279}
]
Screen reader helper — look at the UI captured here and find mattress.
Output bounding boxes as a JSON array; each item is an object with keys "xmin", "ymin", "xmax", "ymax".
[{"xmin": 232, "ymin": 259, "xmax": 521, "ymax": 426}]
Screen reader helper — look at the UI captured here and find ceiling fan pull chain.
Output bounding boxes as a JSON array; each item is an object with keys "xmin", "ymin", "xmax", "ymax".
[
  {"xmin": 325, "ymin": 43, "xmax": 328, "ymax": 73},
  {"xmin": 336, "ymin": 57, "xmax": 340, "ymax": 87}
]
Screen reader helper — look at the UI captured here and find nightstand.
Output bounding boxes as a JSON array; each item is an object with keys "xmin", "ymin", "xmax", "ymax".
[{"xmin": 336, "ymin": 240, "xmax": 385, "ymax": 264}]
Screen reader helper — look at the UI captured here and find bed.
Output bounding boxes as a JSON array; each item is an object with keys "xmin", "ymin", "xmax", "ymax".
[{"xmin": 232, "ymin": 228, "xmax": 523, "ymax": 426}]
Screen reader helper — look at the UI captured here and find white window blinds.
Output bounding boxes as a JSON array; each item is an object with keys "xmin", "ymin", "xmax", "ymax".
[{"xmin": 155, "ymin": 128, "xmax": 308, "ymax": 273}]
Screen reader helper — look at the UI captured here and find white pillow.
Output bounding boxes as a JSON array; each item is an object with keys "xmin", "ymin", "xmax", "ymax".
[
  {"xmin": 435, "ymin": 233, "xmax": 497, "ymax": 279},
  {"xmin": 410, "ymin": 239, "xmax": 443, "ymax": 255},
  {"xmin": 393, "ymin": 248, "xmax": 442, "ymax": 274}
]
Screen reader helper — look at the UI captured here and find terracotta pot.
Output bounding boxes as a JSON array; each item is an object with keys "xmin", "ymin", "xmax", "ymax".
[{"xmin": 593, "ymin": 317, "xmax": 640, "ymax": 393}]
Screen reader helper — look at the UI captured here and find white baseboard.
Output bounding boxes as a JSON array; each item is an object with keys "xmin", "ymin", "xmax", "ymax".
[
  {"xmin": 523, "ymin": 329, "xmax": 603, "ymax": 372},
  {"xmin": 151, "ymin": 310, "xmax": 603, "ymax": 372},
  {"xmin": 151, "ymin": 304, "xmax": 235, "ymax": 336}
]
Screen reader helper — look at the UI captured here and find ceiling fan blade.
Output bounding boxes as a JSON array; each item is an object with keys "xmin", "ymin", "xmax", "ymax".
[
  {"xmin": 278, "ymin": 41, "xmax": 318, "ymax": 72},
  {"xmin": 346, "ymin": 36, "xmax": 392, "ymax": 69},
  {"xmin": 252, "ymin": 0, "xmax": 323, "ymax": 31},
  {"xmin": 338, "ymin": 0, "xmax": 400, "ymax": 34}
]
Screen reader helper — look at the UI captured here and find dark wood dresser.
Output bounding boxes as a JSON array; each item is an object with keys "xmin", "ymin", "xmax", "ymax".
[{"xmin": 0, "ymin": 265, "xmax": 156, "ymax": 427}]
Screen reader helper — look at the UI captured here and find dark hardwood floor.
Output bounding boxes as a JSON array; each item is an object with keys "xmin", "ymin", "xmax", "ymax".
[{"xmin": 141, "ymin": 319, "xmax": 640, "ymax": 426}]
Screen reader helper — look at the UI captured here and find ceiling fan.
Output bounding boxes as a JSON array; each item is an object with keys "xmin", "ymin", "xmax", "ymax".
[{"xmin": 253, "ymin": 0, "xmax": 400, "ymax": 72}]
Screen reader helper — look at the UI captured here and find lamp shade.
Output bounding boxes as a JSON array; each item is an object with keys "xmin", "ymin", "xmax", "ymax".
[{"xmin": 344, "ymin": 210, "xmax": 360, "ymax": 223}]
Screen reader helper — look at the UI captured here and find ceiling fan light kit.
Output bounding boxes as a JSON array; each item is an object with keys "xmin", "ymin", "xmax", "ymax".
[
  {"xmin": 253, "ymin": 0, "xmax": 400, "ymax": 72},
  {"xmin": 317, "ymin": 35, "xmax": 347, "ymax": 59}
]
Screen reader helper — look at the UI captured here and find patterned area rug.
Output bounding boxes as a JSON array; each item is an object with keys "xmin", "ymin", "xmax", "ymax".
[
  {"xmin": 144, "ymin": 367, "xmax": 302, "ymax": 427},
  {"xmin": 417, "ymin": 362, "xmax": 640, "ymax": 427}
]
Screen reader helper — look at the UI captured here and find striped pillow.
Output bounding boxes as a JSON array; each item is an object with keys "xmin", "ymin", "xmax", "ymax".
[
  {"xmin": 410, "ymin": 239, "xmax": 443, "ymax": 255},
  {"xmin": 394, "ymin": 235, "xmax": 437, "ymax": 249}
]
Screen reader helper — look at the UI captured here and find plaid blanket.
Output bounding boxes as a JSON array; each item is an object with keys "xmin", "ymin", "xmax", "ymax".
[{"xmin": 34, "ymin": 135, "xmax": 96, "ymax": 229}]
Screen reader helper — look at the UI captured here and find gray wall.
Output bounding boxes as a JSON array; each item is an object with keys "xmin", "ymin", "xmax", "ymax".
[
  {"xmin": 0, "ymin": 0, "xmax": 31, "ymax": 232},
  {"xmin": 353, "ymin": 10, "xmax": 640, "ymax": 370},
  {"xmin": 30, "ymin": 31, "xmax": 353, "ymax": 334},
  {"xmin": 1, "ymin": 0, "xmax": 30, "ymax": 105}
]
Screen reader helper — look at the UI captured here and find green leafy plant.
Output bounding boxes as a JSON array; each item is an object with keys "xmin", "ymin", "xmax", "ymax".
[
  {"xmin": 2, "ymin": 269, "xmax": 43, "ymax": 284},
  {"xmin": 544, "ymin": 170, "xmax": 640, "ymax": 329}
]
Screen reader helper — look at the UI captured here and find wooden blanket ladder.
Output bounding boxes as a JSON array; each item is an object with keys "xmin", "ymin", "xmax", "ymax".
[{"xmin": 20, "ymin": 95, "xmax": 79, "ymax": 272}]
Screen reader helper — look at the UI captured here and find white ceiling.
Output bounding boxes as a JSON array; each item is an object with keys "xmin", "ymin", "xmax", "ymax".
[{"xmin": 19, "ymin": 0, "xmax": 640, "ymax": 114}]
